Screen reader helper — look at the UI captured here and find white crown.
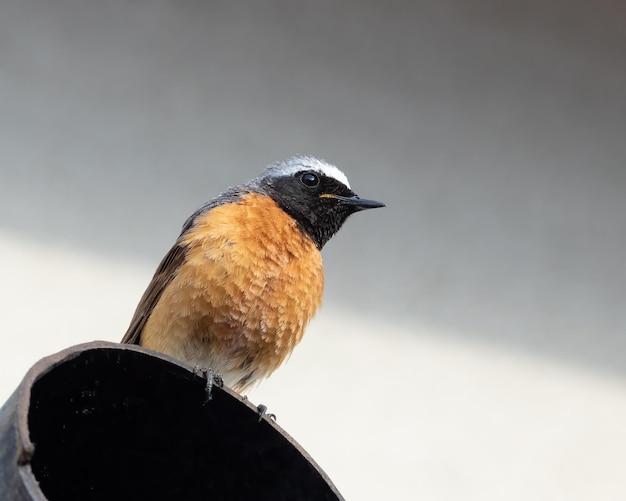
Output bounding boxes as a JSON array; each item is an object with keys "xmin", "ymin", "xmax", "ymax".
[{"xmin": 266, "ymin": 156, "xmax": 350, "ymax": 189}]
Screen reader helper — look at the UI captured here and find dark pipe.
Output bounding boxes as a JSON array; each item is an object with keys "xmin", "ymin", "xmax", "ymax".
[{"xmin": 0, "ymin": 341, "xmax": 343, "ymax": 500}]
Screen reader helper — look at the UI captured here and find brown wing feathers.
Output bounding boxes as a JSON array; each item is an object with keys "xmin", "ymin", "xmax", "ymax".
[{"xmin": 121, "ymin": 243, "xmax": 188, "ymax": 345}]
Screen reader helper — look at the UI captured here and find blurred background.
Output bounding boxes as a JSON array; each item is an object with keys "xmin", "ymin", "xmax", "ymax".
[{"xmin": 1, "ymin": 0, "xmax": 625, "ymax": 499}]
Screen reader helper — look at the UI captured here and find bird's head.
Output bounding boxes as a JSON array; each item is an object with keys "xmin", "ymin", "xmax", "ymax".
[{"xmin": 254, "ymin": 156, "xmax": 385, "ymax": 249}]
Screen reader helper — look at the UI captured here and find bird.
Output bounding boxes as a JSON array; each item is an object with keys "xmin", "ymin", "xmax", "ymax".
[{"xmin": 121, "ymin": 156, "xmax": 385, "ymax": 394}]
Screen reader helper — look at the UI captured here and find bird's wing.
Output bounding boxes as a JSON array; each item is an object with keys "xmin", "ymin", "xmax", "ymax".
[
  {"xmin": 121, "ymin": 190, "xmax": 245, "ymax": 345},
  {"xmin": 121, "ymin": 242, "xmax": 187, "ymax": 345}
]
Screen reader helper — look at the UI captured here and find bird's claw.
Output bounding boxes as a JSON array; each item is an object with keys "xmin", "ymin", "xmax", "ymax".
[
  {"xmin": 193, "ymin": 365, "xmax": 223, "ymax": 404},
  {"xmin": 256, "ymin": 404, "xmax": 277, "ymax": 423}
]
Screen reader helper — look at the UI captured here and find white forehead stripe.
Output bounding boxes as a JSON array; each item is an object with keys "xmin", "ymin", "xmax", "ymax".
[{"xmin": 267, "ymin": 156, "xmax": 351, "ymax": 189}]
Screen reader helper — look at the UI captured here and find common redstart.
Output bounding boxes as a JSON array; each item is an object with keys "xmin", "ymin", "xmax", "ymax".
[{"xmin": 122, "ymin": 156, "xmax": 384, "ymax": 392}]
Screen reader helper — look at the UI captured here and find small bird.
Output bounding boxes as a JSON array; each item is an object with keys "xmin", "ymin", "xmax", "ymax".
[{"xmin": 122, "ymin": 156, "xmax": 384, "ymax": 393}]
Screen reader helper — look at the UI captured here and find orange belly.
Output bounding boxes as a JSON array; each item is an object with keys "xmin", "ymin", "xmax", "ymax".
[{"xmin": 140, "ymin": 193, "xmax": 324, "ymax": 391}]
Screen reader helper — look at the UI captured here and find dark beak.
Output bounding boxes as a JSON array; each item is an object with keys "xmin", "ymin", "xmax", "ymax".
[{"xmin": 330, "ymin": 194, "xmax": 386, "ymax": 211}]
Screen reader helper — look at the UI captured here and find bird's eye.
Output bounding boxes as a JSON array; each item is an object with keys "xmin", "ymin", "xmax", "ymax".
[{"xmin": 300, "ymin": 172, "xmax": 320, "ymax": 188}]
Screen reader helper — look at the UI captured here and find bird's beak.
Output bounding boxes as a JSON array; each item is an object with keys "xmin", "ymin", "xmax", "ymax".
[{"xmin": 320, "ymin": 194, "xmax": 386, "ymax": 211}]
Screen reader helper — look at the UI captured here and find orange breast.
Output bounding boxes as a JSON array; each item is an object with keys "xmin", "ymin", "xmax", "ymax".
[{"xmin": 140, "ymin": 193, "xmax": 324, "ymax": 391}]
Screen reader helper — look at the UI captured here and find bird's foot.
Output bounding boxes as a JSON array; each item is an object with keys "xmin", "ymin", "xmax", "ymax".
[
  {"xmin": 193, "ymin": 365, "xmax": 224, "ymax": 404},
  {"xmin": 256, "ymin": 404, "xmax": 277, "ymax": 423}
]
